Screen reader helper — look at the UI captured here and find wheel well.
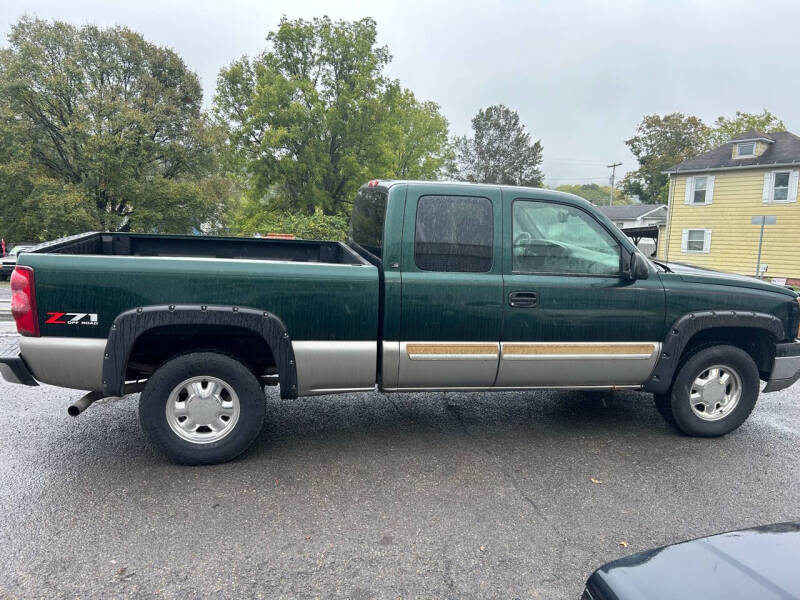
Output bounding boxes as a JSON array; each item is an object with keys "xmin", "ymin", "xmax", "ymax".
[
  {"xmin": 682, "ymin": 327, "xmax": 775, "ymax": 379},
  {"xmin": 126, "ymin": 324, "xmax": 277, "ymax": 382}
]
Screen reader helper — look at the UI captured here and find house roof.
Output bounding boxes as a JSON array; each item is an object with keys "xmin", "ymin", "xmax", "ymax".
[
  {"xmin": 596, "ymin": 204, "xmax": 666, "ymax": 220},
  {"xmin": 729, "ymin": 129, "xmax": 775, "ymax": 143},
  {"xmin": 667, "ymin": 130, "xmax": 800, "ymax": 173}
]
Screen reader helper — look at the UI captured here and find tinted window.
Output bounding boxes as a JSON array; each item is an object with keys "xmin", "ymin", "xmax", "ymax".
[
  {"xmin": 414, "ymin": 195, "xmax": 493, "ymax": 272},
  {"xmin": 512, "ymin": 200, "xmax": 620, "ymax": 275},
  {"xmin": 350, "ymin": 187, "xmax": 388, "ymax": 259}
]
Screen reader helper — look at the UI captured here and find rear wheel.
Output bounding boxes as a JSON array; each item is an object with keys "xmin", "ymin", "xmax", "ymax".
[
  {"xmin": 654, "ymin": 345, "xmax": 759, "ymax": 437},
  {"xmin": 139, "ymin": 352, "xmax": 265, "ymax": 465}
]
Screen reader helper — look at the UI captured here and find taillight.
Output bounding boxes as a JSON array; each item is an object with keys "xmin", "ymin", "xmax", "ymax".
[{"xmin": 10, "ymin": 266, "xmax": 39, "ymax": 337}]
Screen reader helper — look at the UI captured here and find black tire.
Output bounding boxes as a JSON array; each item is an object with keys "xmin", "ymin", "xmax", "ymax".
[
  {"xmin": 654, "ymin": 344, "xmax": 759, "ymax": 437},
  {"xmin": 139, "ymin": 352, "xmax": 265, "ymax": 465}
]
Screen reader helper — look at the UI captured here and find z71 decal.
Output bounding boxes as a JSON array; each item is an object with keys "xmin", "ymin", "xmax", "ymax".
[{"xmin": 45, "ymin": 312, "xmax": 99, "ymax": 326}]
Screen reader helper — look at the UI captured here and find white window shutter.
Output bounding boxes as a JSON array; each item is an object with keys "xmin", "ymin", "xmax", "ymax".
[
  {"xmin": 684, "ymin": 177, "xmax": 693, "ymax": 204},
  {"xmin": 705, "ymin": 176, "xmax": 715, "ymax": 204},
  {"xmin": 789, "ymin": 170, "xmax": 799, "ymax": 202},
  {"xmin": 763, "ymin": 172, "xmax": 772, "ymax": 202},
  {"xmin": 681, "ymin": 229, "xmax": 689, "ymax": 251},
  {"xmin": 703, "ymin": 230, "xmax": 712, "ymax": 253}
]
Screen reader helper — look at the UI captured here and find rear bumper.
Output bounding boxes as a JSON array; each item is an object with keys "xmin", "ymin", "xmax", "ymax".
[
  {"xmin": 0, "ymin": 356, "xmax": 38, "ymax": 386},
  {"xmin": 0, "ymin": 337, "xmax": 38, "ymax": 386},
  {"xmin": 763, "ymin": 340, "xmax": 800, "ymax": 393}
]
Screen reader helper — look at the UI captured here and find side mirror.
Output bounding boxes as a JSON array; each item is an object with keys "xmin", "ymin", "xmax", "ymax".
[{"xmin": 628, "ymin": 252, "xmax": 650, "ymax": 280}]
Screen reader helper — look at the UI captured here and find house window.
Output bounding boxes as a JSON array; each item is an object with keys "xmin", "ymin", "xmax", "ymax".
[
  {"xmin": 764, "ymin": 170, "xmax": 798, "ymax": 203},
  {"xmin": 773, "ymin": 171, "xmax": 790, "ymax": 201},
  {"xmin": 682, "ymin": 229, "xmax": 711, "ymax": 253},
  {"xmin": 693, "ymin": 176, "xmax": 708, "ymax": 203},
  {"xmin": 736, "ymin": 142, "xmax": 756, "ymax": 157},
  {"xmin": 686, "ymin": 175, "xmax": 713, "ymax": 205}
]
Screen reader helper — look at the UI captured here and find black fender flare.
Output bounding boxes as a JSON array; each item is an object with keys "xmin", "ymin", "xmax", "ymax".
[
  {"xmin": 102, "ymin": 305, "xmax": 298, "ymax": 399},
  {"xmin": 643, "ymin": 310, "xmax": 784, "ymax": 394}
]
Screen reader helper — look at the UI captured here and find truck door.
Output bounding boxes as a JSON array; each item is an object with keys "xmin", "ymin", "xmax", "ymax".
[
  {"xmin": 392, "ymin": 183, "xmax": 503, "ymax": 389},
  {"xmin": 496, "ymin": 192, "xmax": 666, "ymax": 388}
]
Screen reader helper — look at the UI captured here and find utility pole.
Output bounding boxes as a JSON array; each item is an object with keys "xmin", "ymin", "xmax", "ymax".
[{"xmin": 607, "ymin": 162, "xmax": 622, "ymax": 205}]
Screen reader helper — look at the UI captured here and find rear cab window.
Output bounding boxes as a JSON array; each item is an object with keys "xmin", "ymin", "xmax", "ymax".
[{"xmin": 350, "ymin": 187, "xmax": 388, "ymax": 261}]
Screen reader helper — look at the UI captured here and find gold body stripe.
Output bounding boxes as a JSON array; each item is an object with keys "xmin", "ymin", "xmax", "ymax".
[
  {"xmin": 502, "ymin": 342, "xmax": 656, "ymax": 356},
  {"xmin": 406, "ymin": 343, "xmax": 498, "ymax": 356}
]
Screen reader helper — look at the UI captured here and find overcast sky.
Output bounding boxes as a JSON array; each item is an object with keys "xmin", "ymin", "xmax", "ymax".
[{"xmin": 2, "ymin": 0, "xmax": 799, "ymax": 187}]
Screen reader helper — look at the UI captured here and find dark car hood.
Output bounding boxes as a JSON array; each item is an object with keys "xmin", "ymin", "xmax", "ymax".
[
  {"xmin": 660, "ymin": 261, "xmax": 797, "ymax": 297},
  {"xmin": 586, "ymin": 522, "xmax": 800, "ymax": 600}
]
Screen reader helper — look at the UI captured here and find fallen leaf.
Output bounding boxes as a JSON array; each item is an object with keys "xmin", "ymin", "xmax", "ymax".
[
  {"xmin": 590, "ymin": 477, "xmax": 603, "ymax": 484},
  {"xmin": 618, "ymin": 540, "xmax": 628, "ymax": 548}
]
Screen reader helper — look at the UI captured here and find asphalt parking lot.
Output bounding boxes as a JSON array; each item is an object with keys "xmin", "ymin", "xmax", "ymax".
[{"xmin": 0, "ymin": 359, "xmax": 798, "ymax": 599}]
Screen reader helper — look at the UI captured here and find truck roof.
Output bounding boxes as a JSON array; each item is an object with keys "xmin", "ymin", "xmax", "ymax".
[{"xmin": 362, "ymin": 180, "xmax": 596, "ymax": 210}]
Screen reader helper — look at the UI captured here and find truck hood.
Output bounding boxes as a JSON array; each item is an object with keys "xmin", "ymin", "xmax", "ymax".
[
  {"xmin": 661, "ymin": 261, "xmax": 797, "ymax": 297},
  {"xmin": 586, "ymin": 521, "xmax": 800, "ymax": 600}
]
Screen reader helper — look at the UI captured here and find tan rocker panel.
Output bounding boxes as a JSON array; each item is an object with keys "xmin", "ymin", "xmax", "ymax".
[
  {"xmin": 502, "ymin": 342, "xmax": 657, "ymax": 359},
  {"xmin": 406, "ymin": 343, "xmax": 499, "ymax": 360}
]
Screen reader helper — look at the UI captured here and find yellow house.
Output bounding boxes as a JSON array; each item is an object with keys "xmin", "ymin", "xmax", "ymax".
[{"xmin": 660, "ymin": 129, "xmax": 800, "ymax": 283}]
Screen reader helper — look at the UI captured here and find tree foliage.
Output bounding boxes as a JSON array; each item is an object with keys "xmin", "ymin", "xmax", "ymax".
[
  {"xmin": 229, "ymin": 188, "xmax": 349, "ymax": 241},
  {"xmin": 621, "ymin": 113, "xmax": 710, "ymax": 204},
  {"xmin": 215, "ymin": 16, "xmax": 451, "ymax": 219},
  {"xmin": 554, "ymin": 183, "xmax": 629, "ymax": 205},
  {"xmin": 706, "ymin": 109, "xmax": 785, "ymax": 148},
  {"xmin": 451, "ymin": 104, "xmax": 543, "ymax": 186},
  {"xmin": 622, "ymin": 110, "xmax": 787, "ymax": 205},
  {"xmin": 0, "ymin": 17, "xmax": 230, "ymax": 242}
]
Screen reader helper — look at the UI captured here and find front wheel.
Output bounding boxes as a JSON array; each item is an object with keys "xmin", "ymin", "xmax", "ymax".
[
  {"xmin": 654, "ymin": 345, "xmax": 760, "ymax": 437},
  {"xmin": 139, "ymin": 352, "xmax": 266, "ymax": 465}
]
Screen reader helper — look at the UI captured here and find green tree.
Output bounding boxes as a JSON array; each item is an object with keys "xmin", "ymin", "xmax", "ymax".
[
  {"xmin": 215, "ymin": 16, "xmax": 450, "ymax": 219},
  {"xmin": 707, "ymin": 109, "xmax": 785, "ymax": 148},
  {"xmin": 554, "ymin": 183, "xmax": 629, "ymax": 205},
  {"xmin": 0, "ymin": 17, "xmax": 229, "ymax": 241},
  {"xmin": 451, "ymin": 104, "xmax": 543, "ymax": 186},
  {"xmin": 621, "ymin": 113, "xmax": 709, "ymax": 204}
]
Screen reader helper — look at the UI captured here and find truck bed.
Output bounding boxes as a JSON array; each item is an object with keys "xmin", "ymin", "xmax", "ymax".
[
  {"xmin": 20, "ymin": 232, "xmax": 379, "ymax": 342},
  {"xmin": 29, "ymin": 232, "xmax": 367, "ymax": 265}
]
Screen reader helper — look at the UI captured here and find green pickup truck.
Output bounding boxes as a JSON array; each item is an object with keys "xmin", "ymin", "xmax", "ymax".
[{"xmin": 2, "ymin": 181, "xmax": 799, "ymax": 464}]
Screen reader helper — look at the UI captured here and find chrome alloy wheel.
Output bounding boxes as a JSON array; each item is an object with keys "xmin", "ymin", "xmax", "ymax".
[
  {"xmin": 689, "ymin": 365, "xmax": 742, "ymax": 421},
  {"xmin": 165, "ymin": 376, "xmax": 240, "ymax": 444}
]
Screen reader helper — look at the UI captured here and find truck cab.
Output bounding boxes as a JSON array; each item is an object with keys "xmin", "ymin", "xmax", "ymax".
[{"xmin": 353, "ymin": 181, "xmax": 667, "ymax": 392}]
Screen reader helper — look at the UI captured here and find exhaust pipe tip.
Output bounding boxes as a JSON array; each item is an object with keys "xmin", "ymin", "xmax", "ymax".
[
  {"xmin": 67, "ymin": 391, "xmax": 103, "ymax": 417},
  {"xmin": 66, "ymin": 384, "xmax": 144, "ymax": 417}
]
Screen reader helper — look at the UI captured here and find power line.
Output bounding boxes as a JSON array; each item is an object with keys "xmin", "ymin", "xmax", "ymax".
[{"xmin": 545, "ymin": 157, "xmax": 611, "ymax": 165}]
